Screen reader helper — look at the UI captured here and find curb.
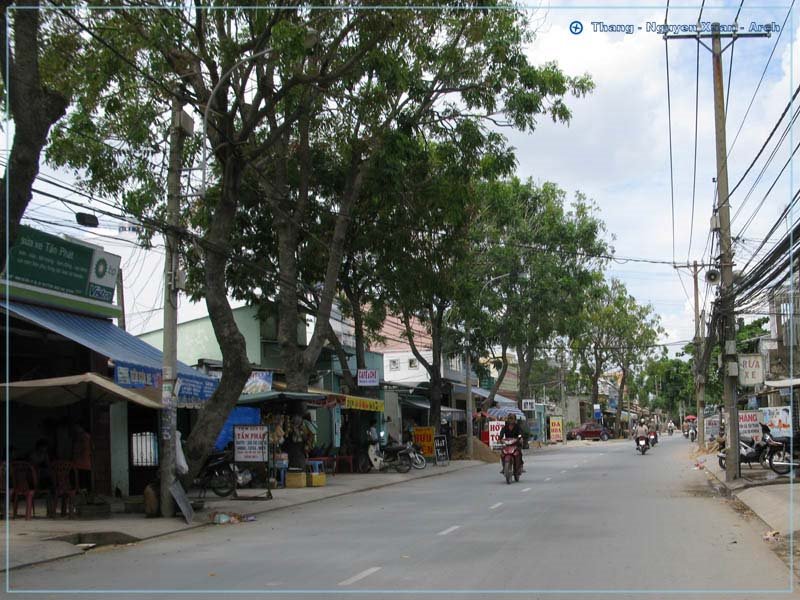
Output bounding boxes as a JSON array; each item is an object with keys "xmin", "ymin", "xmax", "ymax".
[{"xmin": 4, "ymin": 460, "xmax": 484, "ymax": 573}]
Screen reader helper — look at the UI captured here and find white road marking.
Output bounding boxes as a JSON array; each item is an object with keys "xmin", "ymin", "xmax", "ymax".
[
  {"xmin": 338, "ymin": 567, "xmax": 382, "ymax": 586},
  {"xmin": 572, "ymin": 465, "xmax": 579, "ymax": 469},
  {"xmin": 544, "ymin": 477, "xmax": 552, "ymax": 482},
  {"xmin": 522, "ymin": 487, "xmax": 531, "ymax": 492},
  {"xmin": 437, "ymin": 525, "xmax": 460, "ymax": 536},
  {"xmin": 560, "ymin": 470, "xmax": 567, "ymax": 474},
  {"xmin": 490, "ymin": 502, "xmax": 503, "ymax": 510}
]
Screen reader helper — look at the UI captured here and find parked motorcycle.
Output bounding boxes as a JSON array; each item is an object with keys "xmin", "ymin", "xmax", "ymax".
[
  {"xmin": 500, "ymin": 435, "xmax": 523, "ymax": 484},
  {"xmin": 194, "ymin": 447, "xmax": 250, "ymax": 497},
  {"xmin": 767, "ymin": 430, "xmax": 800, "ymax": 476},
  {"xmin": 636, "ymin": 435, "xmax": 650, "ymax": 455},
  {"xmin": 406, "ymin": 442, "xmax": 427, "ymax": 469},
  {"xmin": 358, "ymin": 439, "xmax": 412, "ymax": 473}
]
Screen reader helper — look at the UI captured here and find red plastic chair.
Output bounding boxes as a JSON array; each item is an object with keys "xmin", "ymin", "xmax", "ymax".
[
  {"xmin": 10, "ymin": 461, "xmax": 43, "ymax": 520},
  {"xmin": 51, "ymin": 461, "xmax": 78, "ymax": 518}
]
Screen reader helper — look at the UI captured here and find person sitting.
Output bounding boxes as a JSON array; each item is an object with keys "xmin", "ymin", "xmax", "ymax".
[
  {"xmin": 499, "ymin": 414, "xmax": 524, "ymax": 471},
  {"xmin": 634, "ymin": 419, "xmax": 649, "ymax": 447}
]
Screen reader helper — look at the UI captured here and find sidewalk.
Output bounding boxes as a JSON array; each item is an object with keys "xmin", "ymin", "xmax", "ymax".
[
  {"xmin": 702, "ymin": 454, "xmax": 800, "ymax": 535},
  {"xmin": 1, "ymin": 460, "xmax": 483, "ymax": 572}
]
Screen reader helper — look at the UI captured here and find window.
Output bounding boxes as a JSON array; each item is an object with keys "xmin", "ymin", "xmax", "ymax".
[
  {"xmin": 389, "ymin": 359, "xmax": 400, "ymax": 371},
  {"xmin": 448, "ymin": 354, "xmax": 462, "ymax": 372},
  {"xmin": 131, "ymin": 432, "xmax": 159, "ymax": 467},
  {"xmin": 408, "ymin": 358, "xmax": 419, "ymax": 369}
]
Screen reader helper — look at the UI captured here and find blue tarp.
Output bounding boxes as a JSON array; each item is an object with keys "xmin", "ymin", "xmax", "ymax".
[
  {"xmin": 214, "ymin": 407, "xmax": 261, "ymax": 451},
  {"xmin": 4, "ymin": 301, "xmax": 218, "ymax": 405}
]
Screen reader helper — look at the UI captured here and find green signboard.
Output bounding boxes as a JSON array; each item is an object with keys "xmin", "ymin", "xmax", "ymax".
[{"xmin": 7, "ymin": 226, "xmax": 121, "ymax": 305}]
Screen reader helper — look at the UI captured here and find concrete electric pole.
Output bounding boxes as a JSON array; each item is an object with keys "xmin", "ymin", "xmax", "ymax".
[
  {"xmin": 667, "ymin": 22, "xmax": 769, "ymax": 482},
  {"xmin": 160, "ymin": 96, "xmax": 192, "ymax": 517},
  {"xmin": 465, "ymin": 322, "xmax": 473, "ymax": 460}
]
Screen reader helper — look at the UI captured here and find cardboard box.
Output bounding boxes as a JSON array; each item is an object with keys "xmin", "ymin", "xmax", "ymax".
[
  {"xmin": 285, "ymin": 471, "xmax": 307, "ymax": 488},
  {"xmin": 306, "ymin": 472, "xmax": 326, "ymax": 487}
]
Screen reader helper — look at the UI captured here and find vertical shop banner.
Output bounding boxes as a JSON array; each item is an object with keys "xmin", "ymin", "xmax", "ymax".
[
  {"xmin": 760, "ymin": 406, "xmax": 792, "ymax": 437},
  {"xmin": 234, "ymin": 425, "xmax": 268, "ymax": 462},
  {"xmin": 704, "ymin": 416, "xmax": 720, "ymax": 438},
  {"xmin": 412, "ymin": 427, "xmax": 435, "ymax": 457},
  {"xmin": 333, "ymin": 405, "xmax": 342, "ymax": 448},
  {"xmin": 738, "ymin": 410, "xmax": 763, "ymax": 442},
  {"xmin": 489, "ymin": 420, "xmax": 505, "ymax": 449},
  {"xmin": 549, "ymin": 416, "xmax": 564, "ymax": 442}
]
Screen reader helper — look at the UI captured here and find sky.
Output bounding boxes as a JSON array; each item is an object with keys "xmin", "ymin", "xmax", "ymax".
[{"xmin": 18, "ymin": 1, "xmax": 800, "ymax": 356}]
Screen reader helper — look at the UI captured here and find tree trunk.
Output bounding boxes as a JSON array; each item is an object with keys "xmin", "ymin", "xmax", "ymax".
[
  {"xmin": 616, "ymin": 367, "xmax": 627, "ymax": 438},
  {"xmin": 483, "ymin": 346, "xmax": 508, "ymax": 411},
  {"xmin": 325, "ymin": 320, "xmax": 358, "ymax": 393},
  {"xmin": 517, "ymin": 346, "xmax": 533, "ymax": 401},
  {"xmin": 0, "ymin": 2, "xmax": 69, "ymax": 269},
  {"xmin": 183, "ymin": 160, "xmax": 252, "ymax": 481}
]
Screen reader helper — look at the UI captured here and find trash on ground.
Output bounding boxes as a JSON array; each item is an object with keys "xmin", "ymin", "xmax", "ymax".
[
  {"xmin": 210, "ymin": 511, "xmax": 256, "ymax": 524},
  {"xmin": 763, "ymin": 530, "xmax": 781, "ymax": 542}
]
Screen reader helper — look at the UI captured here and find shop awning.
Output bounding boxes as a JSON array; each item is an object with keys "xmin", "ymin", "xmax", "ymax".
[
  {"xmin": 237, "ymin": 390, "xmax": 327, "ymax": 405},
  {"xmin": 450, "ymin": 383, "xmax": 517, "ymax": 406},
  {"xmin": 441, "ymin": 406, "xmax": 466, "ymax": 422},
  {"xmin": 400, "ymin": 396, "xmax": 431, "ymax": 410},
  {"xmin": 765, "ymin": 378, "xmax": 800, "ymax": 389},
  {"xmin": 3, "ymin": 301, "xmax": 218, "ymax": 406},
  {"xmin": 1, "ymin": 372, "xmax": 163, "ymax": 409}
]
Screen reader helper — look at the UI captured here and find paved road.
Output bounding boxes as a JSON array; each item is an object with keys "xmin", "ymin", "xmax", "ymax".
[{"xmin": 7, "ymin": 436, "xmax": 798, "ymax": 599}]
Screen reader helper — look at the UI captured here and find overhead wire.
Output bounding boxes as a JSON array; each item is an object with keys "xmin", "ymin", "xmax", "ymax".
[{"xmin": 664, "ymin": 0, "xmax": 677, "ymax": 264}]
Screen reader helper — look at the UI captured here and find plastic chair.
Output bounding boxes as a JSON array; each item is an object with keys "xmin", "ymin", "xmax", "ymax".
[
  {"xmin": 306, "ymin": 460, "xmax": 324, "ymax": 474},
  {"xmin": 10, "ymin": 461, "xmax": 46, "ymax": 520},
  {"xmin": 51, "ymin": 461, "xmax": 78, "ymax": 518}
]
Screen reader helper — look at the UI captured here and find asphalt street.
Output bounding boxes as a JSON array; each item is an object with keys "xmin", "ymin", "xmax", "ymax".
[{"xmin": 6, "ymin": 435, "xmax": 798, "ymax": 599}]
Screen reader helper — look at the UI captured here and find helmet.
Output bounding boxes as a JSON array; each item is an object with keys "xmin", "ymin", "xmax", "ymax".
[{"xmin": 640, "ymin": 418, "xmax": 645, "ymax": 425}]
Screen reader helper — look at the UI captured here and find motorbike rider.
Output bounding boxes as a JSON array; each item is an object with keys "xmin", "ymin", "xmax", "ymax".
[
  {"xmin": 648, "ymin": 418, "xmax": 659, "ymax": 444},
  {"xmin": 499, "ymin": 414, "xmax": 524, "ymax": 472},
  {"xmin": 667, "ymin": 421, "xmax": 675, "ymax": 434},
  {"xmin": 634, "ymin": 418, "xmax": 650, "ymax": 447}
]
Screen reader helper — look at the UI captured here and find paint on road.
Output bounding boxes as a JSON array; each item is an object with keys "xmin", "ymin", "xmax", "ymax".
[
  {"xmin": 437, "ymin": 526, "xmax": 460, "ymax": 536},
  {"xmin": 490, "ymin": 502, "xmax": 503, "ymax": 510},
  {"xmin": 338, "ymin": 567, "xmax": 382, "ymax": 586}
]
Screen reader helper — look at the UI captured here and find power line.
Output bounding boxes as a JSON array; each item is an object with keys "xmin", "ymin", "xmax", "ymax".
[
  {"xmin": 687, "ymin": 35, "xmax": 701, "ymax": 261},
  {"xmin": 664, "ymin": 1, "xmax": 677, "ymax": 264}
]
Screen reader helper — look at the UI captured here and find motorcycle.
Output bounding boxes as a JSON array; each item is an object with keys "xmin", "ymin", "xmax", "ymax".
[
  {"xmin": 194, "ymin": 447, "xmax": 251, "ymax": 497},
  {"xmin": 636, "ymin": 435, "xmax": 650, "ymax": 455},
  {"xmin": 683, "ymin": 428, "xmax": 690, "ymax": 439},
  {"xmin": 668, "ymin": 428, "xmax": 674, "ymax": 436},
  {"xmin": 500, "ymin": 435, "xmax": 523, "ymax": 484},
  {"xmin": 767, "ymin": 431, "xmax": 800, "ymax": 476},
  {"xmin": 358, "ymin": 438, "xmax": 412, "ymax": 473},
  {"xmin": 689, "ymin": 428, "xmax": 697, "ymax": 442},
  {"xmin": 648, "ymin": 432, "xmax": 658, "ymax": 447},
  {"xmin": 406, "ymin": 441, "xmax": 427, "ymax": 469}
]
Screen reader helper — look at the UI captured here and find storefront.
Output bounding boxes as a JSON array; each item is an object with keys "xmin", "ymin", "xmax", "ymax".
[{"xmin": 1, "ymin": 227, "xmax": 217, "ymax": 496}]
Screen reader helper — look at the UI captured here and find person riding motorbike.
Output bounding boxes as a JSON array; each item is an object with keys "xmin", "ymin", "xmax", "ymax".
[
  {"xmin": 499, "ymin": 414, "xmax": 524, "ymax": 472},
  {"xmin": 634, "ymin": 418, "xmax": 650, "ymax": 448},
  {"xmin": 648, "ymin": 418, "xmax": 659, "ymax": 445},
  {"xmin": 667, "ymin": 421, "xmax": 675, "ymax": 434}
]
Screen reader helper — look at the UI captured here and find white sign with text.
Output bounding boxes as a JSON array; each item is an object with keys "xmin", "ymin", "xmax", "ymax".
[{"xmin": 357, "ymin": 369, "xmax": 379, "ymax": 387}]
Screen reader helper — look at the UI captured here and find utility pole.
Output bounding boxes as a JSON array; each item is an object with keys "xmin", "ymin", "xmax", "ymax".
[
  {"xmin": 691, "ymin": 261, "xmax": 706, "ymax": 449},
  {"xmin": 160, "ymin": 96, "xmax": 192, "ymax": 517},
  {"xmin": 668, "ymin": 22, "xmax": 769, "ymax": 482},
  {"xmin": 116, "ymin": 268, "xmax": 126, "ymax": 332}
]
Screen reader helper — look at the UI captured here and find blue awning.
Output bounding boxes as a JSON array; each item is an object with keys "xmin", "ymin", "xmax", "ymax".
[{"xmin": 4, "ymin": 301, "xmax": 218, "ymax": 406}]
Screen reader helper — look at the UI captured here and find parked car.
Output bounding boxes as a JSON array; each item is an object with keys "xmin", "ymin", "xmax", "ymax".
[{"xmin": 567, "ymin": 422, "xmax": 612, "ymax": 441}]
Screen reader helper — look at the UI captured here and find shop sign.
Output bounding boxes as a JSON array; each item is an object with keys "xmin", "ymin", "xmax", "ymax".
[
  {"xmin": 737, "ymin": 354, "xmax": 764, "ymax": 386},
  {"xmin": 704, "ymin": 416, "xmax": 720, "ymax": 438},
  {"xmin": 521, "ymin": 399, "xmax": 535, "ymax": 411},
  {"xmin": 115, "ymin": 361, "xmax": 218, "ymax": 404},
  {"xmin": 234, "ymin": 425, "xmax": 268, "ymax": 462},
  {"xmin": 413, "ymin": 426, "xmax": 435, "ymax": 457},
  {"xmin": 738, "ymin": 410, "xmax": 763, "ymax": 442},
  {"xmin": 344, "ymin": 396, "xmax": 384, "ymax": 412},
  {"xmin": 550, "ymin": 416, "xmax": 563, "ymax": 442},
  {"xmin": 489, "ymin": 420, "xmax": 505, "ymax": 449},
  {"xmin": 760, "ymin": 406, "xmax": 792, "ymax": 437},
  {"xmin": 7, "ymin": 226, "xmax": 121, "ymax": 305},
  {"xmin": 333, "ymin": 406, "xmax": 342, "ymax": 448},
  {"xmin": 242, "ymin": 371, "xmax": 273, "ymax": 394},
  {"xmin": 434, "ymin": 435, "xmax": 449, "ymax": 464},
  {"xmin": 357, "ymin": 369, "xmax": 379, "ymax": 387}
]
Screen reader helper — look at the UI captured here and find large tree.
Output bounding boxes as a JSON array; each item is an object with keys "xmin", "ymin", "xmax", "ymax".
[
  {"xmin": 607, "ymin": 281, "xmax": 662, "ymax": 437},
  {"xmin": 0, "ymin": 2, "xmax": 71, "ymax": 268}
]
